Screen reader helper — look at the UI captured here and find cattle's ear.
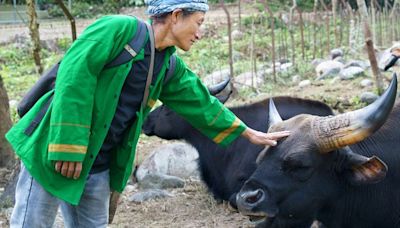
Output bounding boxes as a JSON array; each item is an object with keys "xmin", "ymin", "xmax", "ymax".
[{"xmin": 343, "ymin": 150, "xmax": 387, "ymax": 185}]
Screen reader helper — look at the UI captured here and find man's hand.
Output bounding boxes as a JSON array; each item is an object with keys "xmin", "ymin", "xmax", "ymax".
[
  {"xmin": 241, "ymin": 128, "xmax": 290, "ymax": 146},
  {"xmin": 55, "ymin": 161, "xmax": 82, "ymax": 179}
]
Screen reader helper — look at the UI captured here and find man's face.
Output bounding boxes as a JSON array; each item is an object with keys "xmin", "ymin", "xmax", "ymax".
[{"xmin": 171, "ymin": 11, "xmax": 205, "ymax": 51}]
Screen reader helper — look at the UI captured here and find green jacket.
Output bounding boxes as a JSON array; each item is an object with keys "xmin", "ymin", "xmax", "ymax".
[{"xmin": 6, "ymin": 15, "xmax": 247, "ymax": 205}]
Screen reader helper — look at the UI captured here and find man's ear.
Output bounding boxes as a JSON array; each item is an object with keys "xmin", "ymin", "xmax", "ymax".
[
  {"xmin": 171, "ymin": 9, "xmax": 183, "ymax": 24},
  {"xmin": 341, "ymin": 148, "xmax": 387, "ymax": 185}
]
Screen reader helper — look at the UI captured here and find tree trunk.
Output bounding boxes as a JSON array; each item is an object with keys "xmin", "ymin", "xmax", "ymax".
[
  {"xmin": 0, "ymin": 75, "xmax": 15, "ymax": 168},
  {"xmin": 356, "ymin": 0, "xmax": 384, "ymax": 94},
  {"xmin": 55, "ymin": 0, "xmax": 77, "ymax": 41},
  {"xmin": 219, "ymin": 0, "xmax": 238, "ymax": 96},
  {"xmin": 26, "ymin": 0, "xmax": 43, "ymax": 74}
]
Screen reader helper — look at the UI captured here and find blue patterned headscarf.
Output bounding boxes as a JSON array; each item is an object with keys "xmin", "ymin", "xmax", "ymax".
[{"xmin": 146, "ymin": 0, "xmax": 209, "ymax": 16}]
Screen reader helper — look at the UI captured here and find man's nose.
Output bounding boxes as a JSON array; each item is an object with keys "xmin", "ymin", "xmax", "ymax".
[{"xmin": 195, "ymin": 31, "xmax": 202, "ymax": 40}]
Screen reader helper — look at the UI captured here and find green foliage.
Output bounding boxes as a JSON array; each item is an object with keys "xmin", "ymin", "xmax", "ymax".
[{"xmin": 47, "ymin": 1, "xmax": 118, "ymax": 18}]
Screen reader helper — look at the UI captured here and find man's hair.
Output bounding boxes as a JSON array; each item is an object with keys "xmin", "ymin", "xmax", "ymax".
[{"xmin": 151, "ymin": 10, "xmax": 195, "ymax": 24}]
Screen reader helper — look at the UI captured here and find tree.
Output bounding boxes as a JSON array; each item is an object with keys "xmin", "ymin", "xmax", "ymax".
[
  {"xmin": 26, "ymin": 0, "xmax": 43, "ymax": 74},
  {"xmin": 0, "ymin": 75, "xmax": 15, "ymax": 168}
]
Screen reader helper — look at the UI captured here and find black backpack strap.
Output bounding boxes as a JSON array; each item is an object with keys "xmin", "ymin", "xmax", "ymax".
[
  {"xmin": 104, "ymin": 19, "xmax": 147, "ymax": 69},
  {"xmin": 163, "ymin": 55, "xmax": 177, "ymax": 85},
  {"xmin": 24, "ymin": 95, "xmax": 53, "ymax": 136}
]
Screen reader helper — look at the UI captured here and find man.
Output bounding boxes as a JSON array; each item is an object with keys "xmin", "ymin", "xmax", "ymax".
[{"xmin": 6, "ymin": 0, "xmax": 290, "ymax": 227}]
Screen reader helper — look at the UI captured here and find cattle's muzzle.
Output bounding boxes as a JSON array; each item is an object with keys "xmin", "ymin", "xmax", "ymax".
[
  {"xmin": 238, "ymin": 189, "xmax": 265, "ymax": 207},
  {"xmin": 236, "ymin": 188, "xmax": 278, "ymax": 225}
]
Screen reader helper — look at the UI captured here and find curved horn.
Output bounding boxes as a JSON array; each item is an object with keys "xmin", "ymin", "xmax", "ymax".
[
  {"xmin": 269, "ymin": 99, "xmax": 283, "ymax": 126},
  {"xmin": 312, "ymin": 74, "xmax": 398, "ymax": 153},
  {"xmin": 208, "ymin": 77, "xmax": 231, "ymax": 95}
]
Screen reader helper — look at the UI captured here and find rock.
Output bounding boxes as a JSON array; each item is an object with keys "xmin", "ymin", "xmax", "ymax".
[
  {"xmin": 299, "ymin": 80, "xmax": 311, "ymax": 88},
  {"xmin": 139, "ymin": 173, "xmax": 185, "ymax": 189},
  {"xmin": 360, "ymin": 79, "xmax": 373, "ymax": 88},
  {"xmin": 339, "ymin": 66, "xmax": 365, "ymax": 80},
  {"xmin": 231, "ymin": 30, "xmax": 244, "ymax": 40},
  {"xmin": 315, "ymin": 60, "xmax": 344, "ymax": 80},
  {"xmin": 203, "ymin": 69, "xmax": 230, "ymax": 86},
  {"xmin": 234, "ymin": 71, "xmax": 264, "ymax": 89},
  {"xmin": 330, "ymin": 48, "xmax": 344, "ymax": 59},
  {"xmin": 345, "ymin": 60, "xmax": 370, "ymax": 70},
  {"xmin": 292, "ymin": 75, "xmax": 301, "ymax": 83},
  {"xmin": 135, "ymin": 142, "xmax": 200, "ymax": 182},
  {"xmin": 333, "ymin": 56, "xmax": 346, "ymax": 64},
  {"xmin": 360, "ymin": 92, "xmax": 379, "ymax": 104},
  {"xmin": 311, "ymin": 58, "xmax": 324, "ymax": 67},
  {"xmin": 280, "ymin": 62, "xmax": 293, "ymax": 71},
  {"xmin": 129, "ymin": 189, "xmax": 173, "ymax": 203}
]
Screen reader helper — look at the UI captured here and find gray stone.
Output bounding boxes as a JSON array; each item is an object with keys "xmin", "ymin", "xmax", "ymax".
[
  {"xmin": 292, "ymin": 75, "xmax": 301, "ymax": 83},
  {"xmin": 360, "ymin": 92, "xmax": 379, "ymax": 104},
  {"xmin": 311, "ymin": 58, "xmax": 324, "ymax": 67},
  {"xmin": 299, "ymin": 80, "xmax": 311, "ymax": 88},
  {"xmin": 339, "ymin": 66, "xmax": 365, "ymax": 80},
  {"xmin": 316, "ymin": 60, "xmax": 344, "ymax": 80},
  {"xmin": 136, "ymin": 142, "xmax": 200, "ymax": 182},
  {"xmin": 232, "ymin": 30, "xmax": 244, "ymax": 40},
  {"xmin": 129, "ymin": 189, "xmax": 173, "ymax": 203},
  {"xmin": 203, "ymin": 69, "xmax": 230, "ymax": 86},
  {"xmin": 280, "ymin": 62, "xmax": 293, "ymax": 71},
  {"xmin": 234, "ymin": 71, "xmax": 264, "ymax": 89},
  {"xmin": 345, "ymin": 60, "xmax": 370, "ymax": 70},
  {"xmin": 139, "ymin": 173, "xmax": 185, "ymax": 190},
  {"xmin": 360, "ymin": 79, "xmax": 373, "ymax": 88},
  {"xmin": 330, "ymin": 48, "xmax": 344, "ymax": 59}
]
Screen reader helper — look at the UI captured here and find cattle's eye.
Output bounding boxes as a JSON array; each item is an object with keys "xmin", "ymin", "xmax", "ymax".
[{"xmin": 282, "ymin": 156, "xmax": 314, "ymax": 181}]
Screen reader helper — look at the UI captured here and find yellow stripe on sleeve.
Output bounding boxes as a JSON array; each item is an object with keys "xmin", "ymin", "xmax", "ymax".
[
  {"xmin": 48, "ymin": 144, "xmax": 87, "ymax": 154},
  {"xmin": 213, "ymin": 118, "xmax": 242, "ymax": 144}
]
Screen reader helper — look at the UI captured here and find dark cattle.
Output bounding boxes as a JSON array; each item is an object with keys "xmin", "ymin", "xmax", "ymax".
[
  {"xmin": 236, "ymin": 76, "xmax": 399, "ymax": 227},
  {"xmin": 143, "ymin": 94, "xmax": 334, "ymax": 206}
]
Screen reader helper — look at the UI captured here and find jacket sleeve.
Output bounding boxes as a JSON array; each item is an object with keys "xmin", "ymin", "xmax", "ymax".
[
  {"xmin": 47, "ymin": 16, "xmax": 136, "ymax": 161},
  {"xmin": 159, "ymin": 56, "xmax": 247, "ymax": 147}
]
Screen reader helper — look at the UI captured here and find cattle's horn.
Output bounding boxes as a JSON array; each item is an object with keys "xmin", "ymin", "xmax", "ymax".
[
  {"xmin": 269, "ymin": 99, "xmax": 283, "ymax": 126},
  {"xmin": 208, "ymin": 77, "xmax": 231, "ymax": 95},
  {"xmin": 313, "ymin": 74, "xmax": 398, "ymax": 153}
]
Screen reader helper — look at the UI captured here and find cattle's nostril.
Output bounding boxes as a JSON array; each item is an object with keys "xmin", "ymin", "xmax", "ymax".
[{"xmin": 244, "ymin": 189, "xmax": 264, "ymax": 205}]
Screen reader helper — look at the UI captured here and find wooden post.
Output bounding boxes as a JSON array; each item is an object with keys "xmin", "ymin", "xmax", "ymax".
[
  {"xmin": 219, "ymin": 0, "xmax": 237, "ymax": 95},
  {"xmin": 356, "ymin": 0, "xmax": 384, "ymax": 94},
  {"xmin": 332, "ymin": 0, "xmax": 339, "ymax": 48},
  {"xmin": 263, "ymin": 1, "xmax": 276, "ymax": 82},
  {"xmin": 313, "ymin": 0, "xmax": 318, "ymax": 59},
  {"xmin": 289, "ymin": 0, "xmax": 297, "ymax": 66}
]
